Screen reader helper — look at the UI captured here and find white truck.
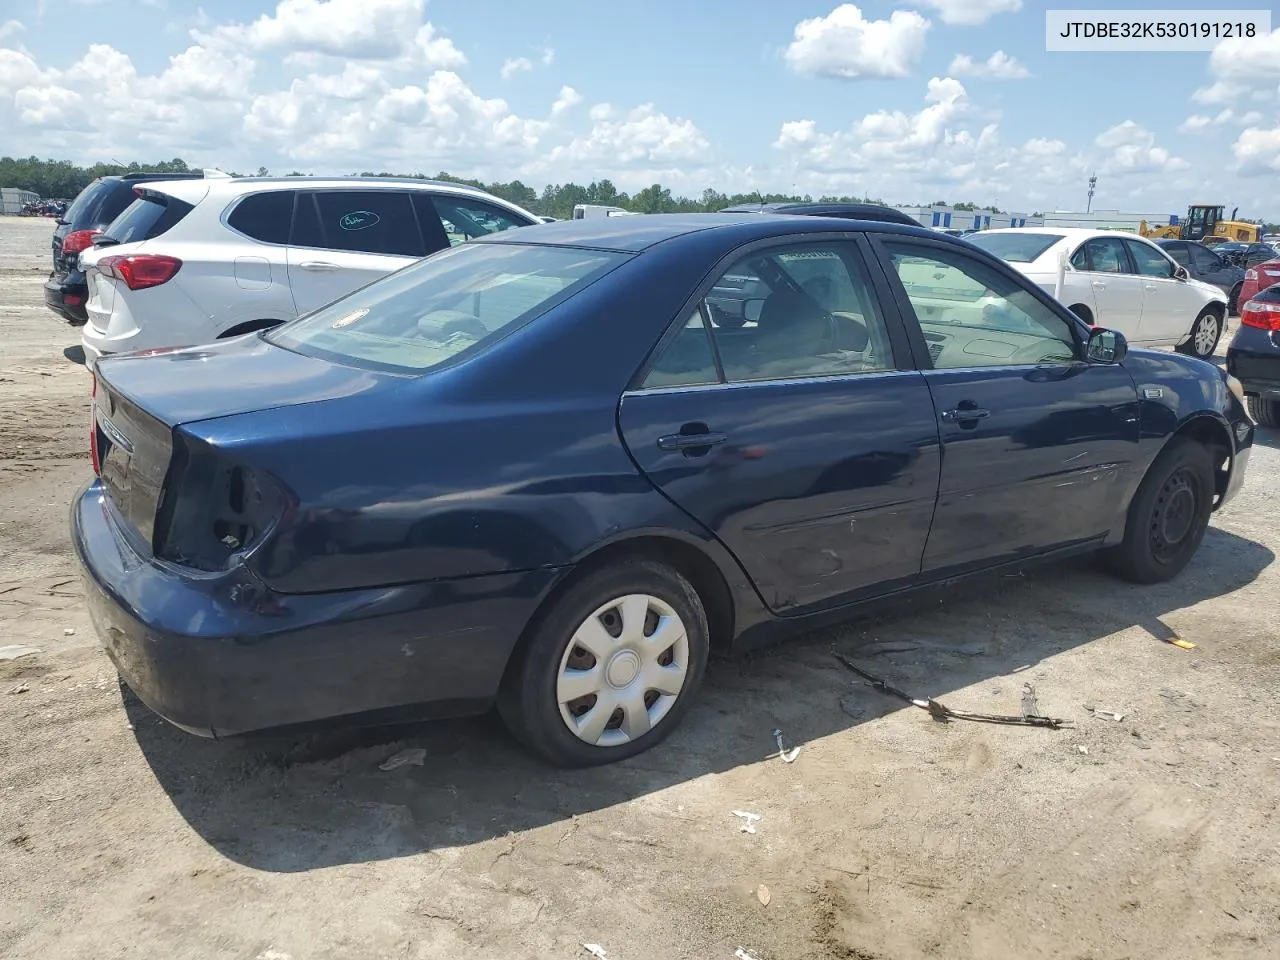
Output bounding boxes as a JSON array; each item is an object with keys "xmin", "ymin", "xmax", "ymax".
[{"xmin": 572, "ymin": 204, "xmax": 641, "ymax": 220}]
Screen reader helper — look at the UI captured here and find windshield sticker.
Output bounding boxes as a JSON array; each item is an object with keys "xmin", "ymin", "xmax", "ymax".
[
  {"xmin": 339, "ymin": 210, "xmax": 381, "ymax": 231},
  {"xmin": 332, "ymin": 307, "xmax": 369, "ymax": 329}
]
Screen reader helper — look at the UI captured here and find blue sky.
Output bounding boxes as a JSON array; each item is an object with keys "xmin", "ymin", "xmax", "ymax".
[{"xmin": 2, "ymin": 0, "xmax": 1278, "ymax": 216}]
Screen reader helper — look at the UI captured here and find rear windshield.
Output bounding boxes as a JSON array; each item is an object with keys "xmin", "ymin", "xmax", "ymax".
[
  {"xmin": 268, "ymin": 242, "xmax": 628, "ymax": 374},
  {"xmin": 64, "ymin": 180, "xmax": 134, "ymax": 229},
  {"xmin": 101, "ymin": 194, "xmax": 195, "ymax": 245},
  {"xmin": 966, "ymin": 232, "xmax": 1064, "ymax": 263}
]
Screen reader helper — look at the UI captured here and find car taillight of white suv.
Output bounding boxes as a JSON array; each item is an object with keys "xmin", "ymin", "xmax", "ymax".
[{"xmin": 78, "ymin": 176, "xmax": 541, "ymax": 369}]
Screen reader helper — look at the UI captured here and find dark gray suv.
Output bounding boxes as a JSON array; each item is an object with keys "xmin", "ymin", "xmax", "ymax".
[{"xmin": 1157, "ymin": 239, "xmax": 1246, "ymax": 315}]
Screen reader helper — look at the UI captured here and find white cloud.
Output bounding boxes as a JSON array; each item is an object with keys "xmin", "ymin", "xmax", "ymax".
[
  {"xmin": 0, "ymin": 19, "xmax": 24, "ymax": 40},
  {"xmin": 1094, "ymin": 120, "xmax": 1189, "ymax": 174},
  {"xmin": 1233, "ymin": 125, "xmax": 1280, "ymax": 175},
  {"xmin": 1179, "ymin": 114, "xmax": 1212, "ymax": 132},
  {"xmin": 500, "ymin": 56, "xmax": 533, "ymax": 79},
  {"xmin": 589, "ymin": 103, "xmax": 613, "ymax": 121},
  {"xmin": 784, "ymin": 5, "xmax": 929, "ymax": 80},
  {"xmin": 1194, "ymin": 28, "xmax": 1280, "ymax": 104},
  {"xmin": 550, "ymin": 85, "xmax": 582, "ymax": 117},
  {"xmin": 915, "ymin": 0, "xmax": 1021, "ymax": 25},
  {"xmin": 500, "ymin": 46, "xmax": 553, "ymax": 79},
  {"xmin": 1179, "ymin": 108, "xmax": 1266, "ymax": 132},
  {"xmin": 199, "ymin": 0, "xmax": 464, "ymax": 66},
  {"xmin": 948, "ymin": 51, "xmax": 1029, "ymax": 80}
]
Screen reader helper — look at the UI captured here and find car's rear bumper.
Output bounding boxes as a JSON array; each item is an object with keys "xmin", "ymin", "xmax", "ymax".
[
  {"xmin": 1226, "ymin": 329, "xmax": 1280, "ymax": 398},
  {"xmin": 44, "ymin": 272, "xmax": 88, "ymax": 324},
  {"xmin": 72, "ymin": 480, "xmax": 565, "ymax": 737}
]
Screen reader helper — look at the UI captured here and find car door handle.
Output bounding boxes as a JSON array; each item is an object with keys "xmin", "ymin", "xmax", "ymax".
[
  {"xmin": 1092, "ymin": 280, "xmax": 1107, "ymax": 288},
  {"xmin": 298, "ymin": 261, "xmax": 341, "ymax": 271},
  {"xmin": 941, "ymin": 407, "xmax": 990, "ymax": 422},
  {"xmin": 657, "ymin": 431, "xmax": 728, "ymax": 451},
  {"xmin": 1144, "ymin": 283, "xmax": 1158, "ymax": 290}
]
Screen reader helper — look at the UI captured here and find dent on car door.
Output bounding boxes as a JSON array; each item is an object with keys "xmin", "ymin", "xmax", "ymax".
[
  {"xmin": 618, "ymin": 237, "xmax": 942, "ymax": 615},
  {"xmin": 286, "ymin": 191, "xmax": 428, "ymax": 314},
  {"xmin": 874, "ymin": 237, "xmax": 1140, "ymax": 576}
]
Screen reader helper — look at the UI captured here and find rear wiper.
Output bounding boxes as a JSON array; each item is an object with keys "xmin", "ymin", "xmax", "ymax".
[{"xmin": 94, "ymin": 236, "xmax": 122, "ymax": 248}]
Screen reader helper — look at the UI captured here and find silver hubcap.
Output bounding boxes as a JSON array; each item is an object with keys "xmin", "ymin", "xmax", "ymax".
[
  {"xmin": 1195, "ymin": 315, "xmax": 1219, "ymax": 355},
  {"xmin": 556, "ymin": 594, "xmax": 690, "ymax": 747}
]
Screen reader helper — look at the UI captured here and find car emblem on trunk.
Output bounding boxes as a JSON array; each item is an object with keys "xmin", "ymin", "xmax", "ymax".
[
  {"xmin": 332, "ymin": 307, "xmax": 369, "ymax": 329},
  {"xmin": 339, "ymin": 211, "xmax": 381, "ymax": 231}
]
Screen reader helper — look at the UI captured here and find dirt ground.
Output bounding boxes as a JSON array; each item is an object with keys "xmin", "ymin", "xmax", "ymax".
[{"xmin": 1, "ymin": 213, "xmax": 1277, "ymax": 960}]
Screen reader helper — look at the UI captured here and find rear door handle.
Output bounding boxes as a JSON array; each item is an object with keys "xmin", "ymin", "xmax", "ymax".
[
  {"xmin": 298, "ymin": 261, "xmax": 341, "ymax": 271},
  {"xmin": 1092, "ymin": 280, "xmax": 1107, "ymax": 288},
  {"xmin": 1144, "ymin": 283, "xmax": 1158, "ymax": 291},
  {"xmin": 657, "ymin": 431, "xmax": 728, "ymax": 451},
  {"xmin": 940, "ymin": 408, "xmax": 990, "ymax": 423}
]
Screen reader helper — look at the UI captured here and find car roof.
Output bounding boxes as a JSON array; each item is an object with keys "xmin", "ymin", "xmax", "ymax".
[
  {"xmin": 475, "ymin": 211, "xmax": 939, "ymax": 253},
  {"xmin": 719, "ymin": 201, "xmax": 921, "ymax": 227},
  {"xmin": 976, "ymin": 226, "xmax": 1153, "ymax": 242}
]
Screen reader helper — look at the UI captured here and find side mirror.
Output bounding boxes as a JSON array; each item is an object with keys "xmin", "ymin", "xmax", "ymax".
[
  {"xmin": 1086, "ymin": 327, "xmax": 1128, "ymax": 365},
  {"xmin": 1173, "ymin": 265, "xmax": 1189, "ymax": 281}
]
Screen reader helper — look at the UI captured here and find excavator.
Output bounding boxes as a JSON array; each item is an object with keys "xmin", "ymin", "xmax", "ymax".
[{"xmin": 1140, "ymin": 204, "xmax": 1261, "ymax": 243}]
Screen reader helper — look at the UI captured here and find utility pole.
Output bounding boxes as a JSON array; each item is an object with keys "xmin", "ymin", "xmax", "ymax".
[{"xmin": 1087, "ymin": 174, "xmax": 1097, "ymax": 213}]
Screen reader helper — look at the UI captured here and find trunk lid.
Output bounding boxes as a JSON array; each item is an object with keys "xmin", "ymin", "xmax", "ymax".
[
  {"xmin": 96, "ymin": 332, "xmax": 400, "ymax": 427},
  {"xmin": 93, "ymin": 378, "xmax": 174, "ymax": 553}
]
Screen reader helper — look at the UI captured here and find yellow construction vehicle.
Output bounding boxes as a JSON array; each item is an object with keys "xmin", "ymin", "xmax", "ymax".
[{"xmin": 1141, "ymin": 204, "xmax": 1260, "ymax": 243}]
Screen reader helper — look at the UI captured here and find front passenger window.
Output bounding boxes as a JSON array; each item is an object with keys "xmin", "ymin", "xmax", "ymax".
[{"xmin": 883, "ymin": 242, "xmax": 1078, "ymax": 368}]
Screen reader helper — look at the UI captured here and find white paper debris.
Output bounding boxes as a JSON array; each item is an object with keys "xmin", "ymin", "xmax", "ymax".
[
  {"xmin": 582, "ymin": 945, "xmax": 609, "ymax": 959},
  {"xmin": 771, "ymin": 728, "xmax": 800, "ymax": 764},
  {"xmin": 731, "ymin": 810, "xmax": 762, "ymax": 834}
]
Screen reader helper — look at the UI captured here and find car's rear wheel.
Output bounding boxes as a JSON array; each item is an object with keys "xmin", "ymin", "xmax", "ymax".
[
  {"xmin": 498, "ymin": 559, "xmax": 709, "ymax": 767},
  {"xmin": 1247, "ymin": 395, "xmax": 1280, "ymax": 427},
  {"xmin": 1101, "ymin": 438, "xmax": 1215, "ymax": 584},
  {"xmin": 1176, "ymin": 307, "xmax": 1223, "ymax": 358}
]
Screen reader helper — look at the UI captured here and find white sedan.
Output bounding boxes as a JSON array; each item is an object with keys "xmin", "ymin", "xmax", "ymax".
[{"xmin": 967, "ymin": 228, "xmax": 1229, "ymax": 358}]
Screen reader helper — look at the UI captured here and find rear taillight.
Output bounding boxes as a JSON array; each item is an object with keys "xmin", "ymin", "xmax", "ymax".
[
  {"xmin": 1245, "ymin": 268, "xmax": 1257, "ymax": 281},
  {"xmin": 96, "ymin": 254, "xmax": 182, "ymax": 291},
  {"xmin": 1240, "ymin": 300, "xmax": 1280, "ymax": 331},
  {"xmin": 62, "ymin": 229, "xmax": 101, "ymax": 255},
  {"xmin": 89, "ymin": 377, "xmax": 100, "ymax": 475}
]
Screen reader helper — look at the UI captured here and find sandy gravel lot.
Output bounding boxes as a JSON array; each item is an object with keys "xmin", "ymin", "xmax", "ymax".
[{"xmin": 1, "ymin": 214, "xmax": 1278, "ymax": 960}]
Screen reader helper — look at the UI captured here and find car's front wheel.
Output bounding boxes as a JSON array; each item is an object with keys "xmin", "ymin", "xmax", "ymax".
[
  {"xmin": 499, "ymin": 559, "xmax": 709, "ymax": 766},
  {"xmin": 1176, "ymin": 307, "xmax": 1224, "ymax": 358},
  {"xmin": 1247, "ymin": 395, "xmax": 1280, "ymax": 427},
  {"xmin": 1101, "ymin": 438, "xmax": 1215, "ymax": 584}
]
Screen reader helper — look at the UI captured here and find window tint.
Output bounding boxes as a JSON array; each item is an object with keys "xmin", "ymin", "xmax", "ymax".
[
  {"xmin": 227, "ymin": 191, "xmax": 294, "ymax": 245},
  {"xmin": 430, "ymin": 196, "xmax": 530, "ymax": 246},
  {"xmin": 1163, "ymin": 244, "xmax": 1191, "ymax": 267},
  {"xmin": 643, "ymin": 242, "xmax": 895, "ymax": 386},
  {"xmin": 1080, "ymin": 237, "xmax": 1130, "ymax": 273},
  {"xmin": 65, "ymin": 180, "xmax": 135, "ymax": 229},
  {"xmin": 884, "ymin": 242, "xmax": 1077, "ymax": 369},
  {"xmin": 295, "ymin": 191, "xmax": 426, "ymax": 257},
  {"xmin": 268, "ymin": 243, "xmax": 626, "ymax": 374},
  {"xmin": 1070, "ymin": 245, "xmax": 1089, "ymax": 270},
  {"xmin": 643, "ymin": 309, "xmax": 719, "ymax": 388},
  {"xmin": 1124, "ymin": 239, "xmax": 1174, "ymax": 278},
  {"xmin": 1189, "ymin": 244, "xmax": 1222, "ymax": 272},
  {"xmin": 102, "ymin": 195, "xmax": 194, "ymax": 245},
  {"xmin": 965, "ymin": 232, "xmax": 1064, "ymax": 263}
]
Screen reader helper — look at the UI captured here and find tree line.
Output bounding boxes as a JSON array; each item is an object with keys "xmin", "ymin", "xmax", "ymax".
[{"xmin": 0, "ymin": 154, "xmax": 917, "ymax": 219}]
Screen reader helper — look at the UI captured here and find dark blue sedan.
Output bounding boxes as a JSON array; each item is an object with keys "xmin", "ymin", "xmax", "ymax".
[{"xmin": 74, "ymin": 213, "xmax": 1254, "ymax": 766}]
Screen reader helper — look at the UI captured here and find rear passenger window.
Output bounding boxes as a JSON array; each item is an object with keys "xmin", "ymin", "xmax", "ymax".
[
  {"xmin": 429, "ymin": 197, "xmax": 529, "ymax": 246},
  {"xmin": 297, "ymin": 191, "xmax": 426, "ymax": 257},
  {"xmin": 227, "ymin": 192, "xmax": 294, "ymax": 245},
  {"xmin": 643, "ymin": 309, "xmax": 718, "ymax": 388}
]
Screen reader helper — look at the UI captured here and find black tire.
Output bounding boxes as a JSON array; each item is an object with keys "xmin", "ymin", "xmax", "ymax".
[
  {"xmin": 1228, "ymin": 283, "xmax": 1243, "ymax": 316},
  {"xmin": 1247, "ymin": 395, "xmax": 1280, "ymax": 427},
  {"xmin": 1176, "ymin": 307, "xmax": 1224, "ymax": 358},
  {"xmin": 498, "ymin": 559, "xmax": 710, "ymax": 767},
  {"xmin": 1101, "ymin": 439, "xmax": 1215, "ymax": 584}
]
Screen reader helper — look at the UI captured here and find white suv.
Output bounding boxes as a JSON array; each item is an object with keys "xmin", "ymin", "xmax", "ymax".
[{"xmin": 78, "ymin": 177, "xmax": 540, "ymax": 368}]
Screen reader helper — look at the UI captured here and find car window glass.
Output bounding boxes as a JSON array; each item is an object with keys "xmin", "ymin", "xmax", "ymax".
[
  {"xmin": 304, "ymin": 191, "xmax": 426, "ymax": 257},
  {"xmin": 1082, "ymin": 237, "xmax": 1129, "ymax": 273},
  {"xmin": 227, "ymin": 191, "xmax": 294, "ymax": 245},
  {"xmin": 642, "ymin": 308, "xmax": 719, "ymax": 388},
  {"xmin": 1124, "ymin": 240, "xmax": 1174, "ymax": 278},
  {"xmin": 102, "ymin": 195, "xmax": 194, "ymax": 244},
  {"xmin": 431, "ymin": 197, "xmax": 529, "ymax": 247},
  {"xmin": 884, "ymin": 241, "xmax": 1077, "ymax": 368},
  {"xmin": 1163, "ymin": 245, "xmax": 1191, "ymax": 267},
  {"xmin": 698, "ymin": 242, "xmax": 895, "ymax": 383},
  {"xmin": 1189, "ymin": 245, "xmax": 1220, "ymax": 272},
  {"xmin": 1069, "ymin": 244, "xmax": 1088, "ymax": 270}
]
